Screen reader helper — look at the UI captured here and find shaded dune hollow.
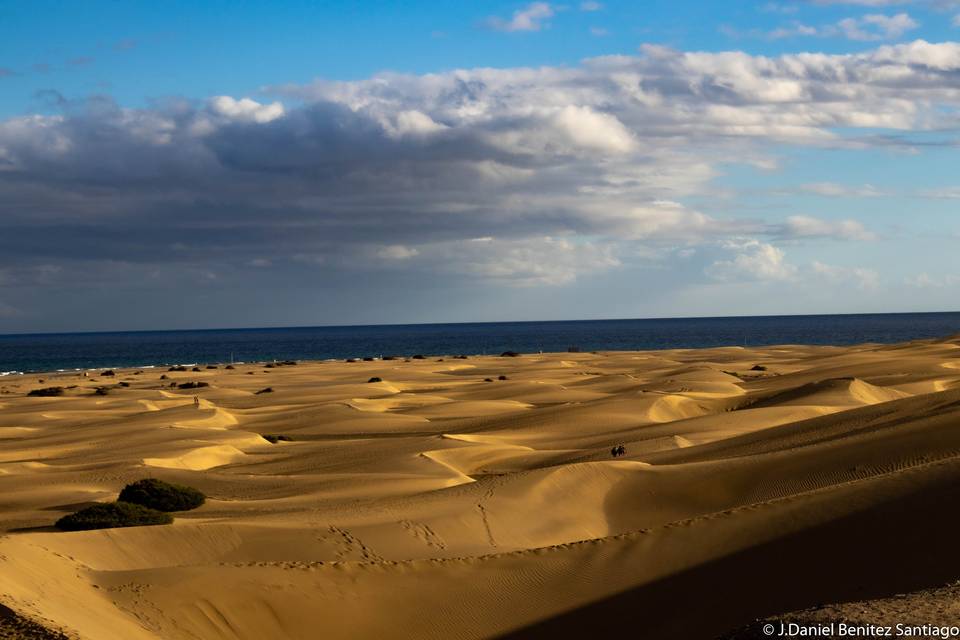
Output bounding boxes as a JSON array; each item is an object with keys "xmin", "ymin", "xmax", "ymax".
[{"xmin": 3, "ymin": 339, "xmax": 960, "ymax": 638}]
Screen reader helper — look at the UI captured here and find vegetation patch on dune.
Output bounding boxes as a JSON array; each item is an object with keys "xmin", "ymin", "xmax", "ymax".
[
  {"xmin": 0, "ymin": 603, "xmax": 72, "ymax": 639},
  {"xmin": 118, "ymin": 478, "xmax": 206, "ymax": 512},
  {"xmin": 55, "ymin": 502, "xmax": 173, "ymax": 531},
  {"xmin": 27, "ymin": 387, "xmax": 64, "ymax": 397},
  {"xmin": 177, "ymin": 381, "xmax": 210, "ymax": 389}
]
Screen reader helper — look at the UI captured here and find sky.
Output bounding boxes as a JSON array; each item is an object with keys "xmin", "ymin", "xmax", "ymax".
[{"xmin": 1, "ymin": 0, "xmax": 960, "ymax": 333}]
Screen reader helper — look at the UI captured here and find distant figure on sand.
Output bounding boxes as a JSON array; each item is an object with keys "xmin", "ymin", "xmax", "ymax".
[
  {"xmin": 194, "ymin": 396, "xmax": 200, "ymax": 408},
  {"xmin": 610, "ymin": 444, "xmax": 625, "ymax": 458}
]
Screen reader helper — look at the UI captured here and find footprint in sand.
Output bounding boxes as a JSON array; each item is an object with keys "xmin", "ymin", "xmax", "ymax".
[
  {"xmin": 400, "ymin": 520, "xmax": 447, "ymax": 550},
  {"xmin": 323, "ymin": 525, "xmax": 384, "ymax": 562},
  {"xmin": 476, "ymin": 503, "xmax": 497, "ymax": 548}
]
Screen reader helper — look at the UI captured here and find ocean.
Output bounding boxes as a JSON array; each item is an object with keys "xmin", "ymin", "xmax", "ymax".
[{"xmin": 2, "ymin": 312, "xmax": 960, "ymax": 374}]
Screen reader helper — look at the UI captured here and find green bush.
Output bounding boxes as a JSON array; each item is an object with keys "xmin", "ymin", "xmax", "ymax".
[
  {"xmin": 263, "ymin": 434, "xmax": 293, "ymax": 443},
  {"xmin": 27, "ymin": 387, "xmax": 64, "ymax": 397},
  {"xmin": 368, "ymin": 377, "xmax": 382, "ymax": 383},
  {"xmin": 55, "ymin": 502, "xmax": 172, "ymax": 531},
  {"xmin": 118, "ymin": 478, "xmax": 206, "ymax": 512},
  {"xmin": 177, "ymin": 381, "xmax": 209, "ymax": 389}
]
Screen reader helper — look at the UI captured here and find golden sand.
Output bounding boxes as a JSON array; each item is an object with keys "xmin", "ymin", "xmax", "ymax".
[{"xmin": 3, "ymin": 339, "xmax": 960, "ymax": 638}]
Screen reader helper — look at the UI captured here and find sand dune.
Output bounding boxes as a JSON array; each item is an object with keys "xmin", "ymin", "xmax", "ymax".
[
  {"xmin": 3, "ymin": 341, "xmax": 960, "ymax": 638},
  {"xmin": 745, "ymin": 377, "xmax": 907, "ymax": 408}
]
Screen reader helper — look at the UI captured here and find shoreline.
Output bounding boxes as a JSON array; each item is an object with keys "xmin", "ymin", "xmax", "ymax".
[
  {"xmin": 0, "ymin": 345, "xmax": 835, "ymax": 378},
  {"xmin": 0, "ymin": 335, "xmax": 939, "ymax": 378},
  {"xmin": 3, "ymin": 313, "xmax": 960, "ymax": 378},
  {"xmin": 6, "ymin": 333, "xmax": 957, "ymax": 379}
]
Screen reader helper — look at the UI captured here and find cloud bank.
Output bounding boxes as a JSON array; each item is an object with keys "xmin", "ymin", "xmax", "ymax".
[{"xmin": 4, "ymin": 39, "xmax": 960, "ymax": 327}]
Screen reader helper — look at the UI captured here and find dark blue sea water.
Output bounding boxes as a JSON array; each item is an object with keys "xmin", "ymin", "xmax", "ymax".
[{"xmin": 2, "ymin": 312, "xmax": 960, "ymax": 374}]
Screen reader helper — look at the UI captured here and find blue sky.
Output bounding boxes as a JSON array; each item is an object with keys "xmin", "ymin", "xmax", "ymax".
[{"xmin": 1, "ymin": 0, "xmax": 960, "ymax": 331}]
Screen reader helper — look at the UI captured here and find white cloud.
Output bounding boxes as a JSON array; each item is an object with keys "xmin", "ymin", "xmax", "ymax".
[
  {"xmin": 580, "ymin": 1, "xmax": 603, "ymax": 10},
  {"xmin": 760, "ymin": 12, "xmax": 918, "ymax": 40},
  {"xmin": 835, "ymin": 13, "xmax": 919, "ymax": 40},
  {"xmin": 953, "ymin": 13, "xmax": 960, "ymax": 25},
  {"xmin": 589, "ymin": 26, "xmax": 609, "ymax": 37},
  {"xmin": 209, "ymin": 96, "xmax": 285, "ymax": 123},
  {"xmin": 387, "ymin": 110, "xmax": 448, "ymax": 138},
  {"xmin": 488, "ymin": 3, "xmax": 554, "ymax": 32},
  {"xmin": 708, "ymin": 246, "xmax": 879, "ymax": 288},
  {"xmin": 431, "ymin": 236, "xmax": 620, "ymax": 286},
  {"xmin": 707, "ymin": 240, "xmax": 799, "ymax": 282},
  {"xmin": 551, "ymin": 105, "xmax": 635, "ymax": 153},
  {"xmin": 767, "ymin": 22, "xmax": 820, "ymax": 39},
  {"xmin": 605, "ymin": 201, "xmax": 754, "ymax": 242}
]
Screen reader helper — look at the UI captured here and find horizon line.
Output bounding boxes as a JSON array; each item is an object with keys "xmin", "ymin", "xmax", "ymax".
[{"xmin": 3, "ymin": 308, "xmax": 960, "ymax": 339}]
